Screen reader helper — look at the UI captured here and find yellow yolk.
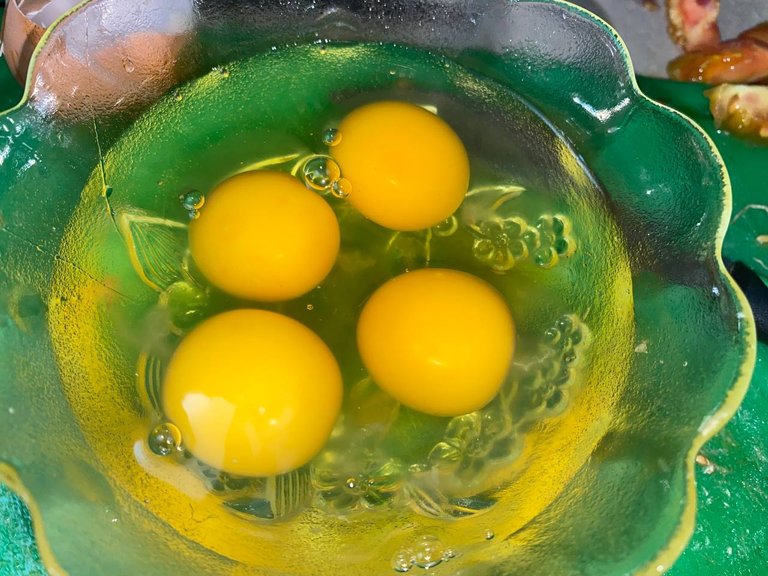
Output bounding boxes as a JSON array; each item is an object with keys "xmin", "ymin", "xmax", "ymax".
[
  {"xmin": 162, "ymin": 309, "xmax": 342, "ymax": 477},
  {"xmin": 357, "ymin": 268, "xmax": 515, "ymax": 417},
  {"xmin": 331, "ymin": 101, "xmax": 470, "ymax": 231},
  {"xmin": 189, "ymin": 170, "xmax": 340, "ymax": 301}
]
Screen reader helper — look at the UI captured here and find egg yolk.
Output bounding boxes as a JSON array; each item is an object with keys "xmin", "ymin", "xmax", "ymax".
[
  {"xmin": 357, "ymin": 268, "xmax": 515, "ymax": 417},
  {"xmin": 331, "ymin": 101, "xmax": 470, "ymax": 231},
  {"xmin": 189, "ymin": 170, "xmax": 340, "ymax": 301},
  {"xmin": 162, "ymin": 309, "xmax": 343, "ymax": 477}
]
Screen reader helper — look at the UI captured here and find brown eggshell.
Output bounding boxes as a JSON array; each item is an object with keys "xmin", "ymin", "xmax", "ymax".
[
  {"xmin": 29, "ymin": 29, "xmax": 190, "ymax": 121},
  {"xmin": 1, "ymin": 0, "xmax": 47, "ymax": 85}
]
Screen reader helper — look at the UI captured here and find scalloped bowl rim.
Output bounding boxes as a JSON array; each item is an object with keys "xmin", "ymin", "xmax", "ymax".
[{"xmin": 0, "ymin": 0, "xmax": 756, "ymax": 575}]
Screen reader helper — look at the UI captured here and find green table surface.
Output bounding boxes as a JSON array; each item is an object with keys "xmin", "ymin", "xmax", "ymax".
[{"xmin": 0, "ymin": 9, "xmax": 767, "ymax": 575}]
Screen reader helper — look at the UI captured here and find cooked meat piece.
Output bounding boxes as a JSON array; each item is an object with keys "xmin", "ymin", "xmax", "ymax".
[
  {"xmin": 665, "ymin": 3, "xmax": 768, "ymax": 140},
  {"xmin": 667, "ymin": 0, "xmax": 721, "ymax": 51},
  {"xmin": 739, "ymin": 21, "xmax": 768, "ymax": 46},
  {"xmin": 706, "ymin": 84, "xmax": 768, "ymax": 140},
  {"xmin": 668, "ymin": 38, "xmax": 768, "ymax": 84}
]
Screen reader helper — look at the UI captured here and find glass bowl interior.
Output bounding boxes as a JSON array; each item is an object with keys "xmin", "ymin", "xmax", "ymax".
[{"xmin": 0, "ymin": 1, "xmax": 755, "ymax": 575}]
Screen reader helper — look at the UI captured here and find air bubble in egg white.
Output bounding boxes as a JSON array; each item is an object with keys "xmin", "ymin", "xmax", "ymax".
[
  {"xmin": 322, "ymin": 128, "xmax": 342, "ymax": 146},
  {"xmin": 391, "ymin": 536, "xmax": 453, "ymax": 572},
  {"xmin": 432, "ymin": 215, "xmax": 458, "ymax": 237},
  {"xmin": 331, "ymin": 178, "xmax": 352, "ymax": 199},
  {"xmin": 413, "ymin": 535, "xmax": 449, "ymax": 569},
  {"xmin": 391, "ymin": 550, "xmax": 414, "ymax": 573},
  {"xmin": 148, "ymin": 422, "xmax": 183, "ymax": 456},
  {"xmin": 302, "ymin": 155, "xmax": 341, "ymax": 192},
  {"xmin": 180, "ymin": 190, "xmax": 205, "ymax": 220}
]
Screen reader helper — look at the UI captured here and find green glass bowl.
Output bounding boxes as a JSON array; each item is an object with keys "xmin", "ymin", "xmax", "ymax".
[{"xmin": 0, "ymin": 1, "xmax": 755, "ymax": 575}]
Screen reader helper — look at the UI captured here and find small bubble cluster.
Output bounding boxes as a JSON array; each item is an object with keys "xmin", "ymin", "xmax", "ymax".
[
  {"xmin": 180, "ymin": 190, "xmax": 205, "ymax": 220},
  {"xmin": 148, "ymin": 422, "xmax": 183, "ymax": 456},
  {"xmin": 301, "ymin": 150, "xmax": 353, "ymax": 198},
  {"xmin": 301, "ymin": 155, "xmax": 342, "ymax": 192},
  {"xmin": 391, "ymin": 536, "xmax": 455, "ymax": 572},
  {"xmin": 470, "ymin": 213, "xmax": 576, "ymax": 272}
]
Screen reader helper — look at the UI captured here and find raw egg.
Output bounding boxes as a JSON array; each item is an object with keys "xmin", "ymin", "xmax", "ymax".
[
  {"xmin": 162, "ymin": 309, "xmax": 343, "ymax": 477},
  {"xmin": 357, "ymin": 268, "xmax": 515, "ymax": 417},
  {"xmin": 189, "ymin": 170, "xmax": 340, "ymax": 301},
  {"xmin": 331, "ymin": 101, "xmax": 470, "ymax": 231}
]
